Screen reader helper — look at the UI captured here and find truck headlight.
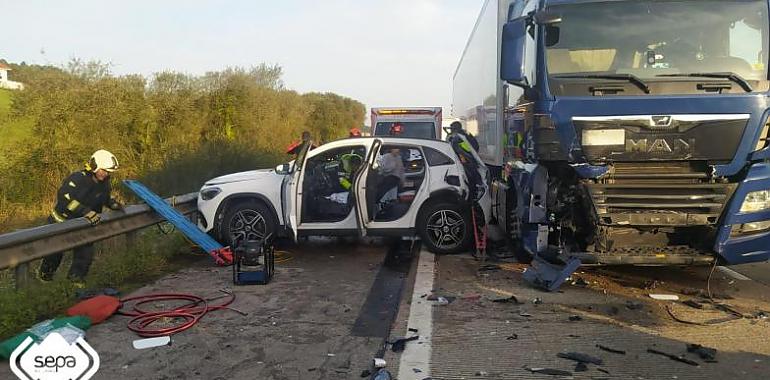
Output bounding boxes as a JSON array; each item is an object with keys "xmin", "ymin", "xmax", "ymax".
[
  {"xmin": 200, "ymin": 187, "xmax": 222, "ymax": 201},
  {"xmin": 740, "ymin": 190, "xmax": 770, "ymax": 213}
]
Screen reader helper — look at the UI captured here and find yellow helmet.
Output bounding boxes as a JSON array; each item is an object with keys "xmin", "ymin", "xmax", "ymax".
[{"xmin": 87, "ymin": 150, "xmax": 119, "ymax": 172}]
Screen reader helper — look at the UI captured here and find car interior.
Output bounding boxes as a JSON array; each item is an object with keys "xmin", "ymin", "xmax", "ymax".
[
  {"xmin": 365, "ymin": 144, "xmax": 426, "ymax": 223},
  {"xmin": 301, "ymin": 145, "xmax": 366, "ymax": 223}
]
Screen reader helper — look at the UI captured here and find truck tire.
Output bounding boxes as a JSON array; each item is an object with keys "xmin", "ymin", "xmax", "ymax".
[
  {"xmin": 418, "ymin": 201, "xmax": 473, "ymax": 255},
  {"xmin": 219, "ymin": 199, "xmax": 276, "ymax": 247}
]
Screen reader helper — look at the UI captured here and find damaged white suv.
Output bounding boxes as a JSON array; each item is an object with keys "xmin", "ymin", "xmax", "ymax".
[{"xmin": 197, "ymin": 137, "xmax": 490, "ymax": 254}]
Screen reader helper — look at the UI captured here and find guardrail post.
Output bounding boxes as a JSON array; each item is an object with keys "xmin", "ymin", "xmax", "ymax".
[
  {"xmin": 15, "ymin": 263, "xmax": 30, "ymax": 290},
  {"xmin": 126, "ymin": 231, "xmax": 137, "ymax": 246}
]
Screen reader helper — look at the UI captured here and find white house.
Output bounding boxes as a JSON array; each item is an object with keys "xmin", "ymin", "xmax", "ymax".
[{"xmin": 0, "ymin": 62, "xmax": 24, "ymax": 90}]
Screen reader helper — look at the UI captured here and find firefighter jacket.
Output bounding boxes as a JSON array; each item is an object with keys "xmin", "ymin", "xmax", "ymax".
[{"xmin": 51, "ymin": 170, "xmax": 118, "ymax": 222}]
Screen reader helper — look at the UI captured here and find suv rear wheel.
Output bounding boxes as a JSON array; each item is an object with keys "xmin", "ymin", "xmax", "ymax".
[
  {"xmin": 219, "ymin": 200, "xmax": 276, "ymax": 247},
  {"xmin": 418, "ymin": 201, "xmax": 473, "ymax": 254}
]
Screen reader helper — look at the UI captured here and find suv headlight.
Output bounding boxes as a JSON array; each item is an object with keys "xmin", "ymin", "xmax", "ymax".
[
  {"xmin": 740, "ymin": 190, "xmax": 770, "ymax": 213},
  {"xmin": 200, "ymin": 187, "xmax": 222, "ymax": 201}
]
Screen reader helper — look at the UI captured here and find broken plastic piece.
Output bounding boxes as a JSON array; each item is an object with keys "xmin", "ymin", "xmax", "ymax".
[
  {"xmin": 686, "ymin": 344, "xmax": 717, "ymax": 361},
  {"xmin": 596, "ymin": 344, "xmax": 626, "ymax": 355},
  {"xmin": 133, "ymin": 336, "xmax": 171, "ymax": 350},
  {"xmin": 373, "ymin": 358, "xmax": 387, "ymax": 368},
  {"xmin": 492, "ymin": 295, "xmax": 522, "ymax": 304},
  {"xmin": 557, "ymin": 352, "xmax": 603, "ymax": 365},
  {"xmin": 574, "ymin": 362, "xmax": 588, "ymax": 372},
  {"xmin": 372, "ymin": 368, "xmax": 392, "ymax": 380},
  {"xmin": 526, "ymin": 367, "xmax": 573, "ymax": 376},
  {"xmin": 649, "ymin": 294, "xmax": 679, "ymax": 301},
  {"xmin": 568, "ymin": 315, "xmax": 582, "ymax": 321},
  {"xmin": 390, "ymin": 336, "xmax": 419, "ymax": 352},
  {"xmin": 646, "ymin": 348, "xmax": 699, "ymax": 366},
  {"xmin": 682, "ymin": 300, "xmax": 704, "ymax": 309},
  {"xmin": 522, "ymin": 257, "xmax": 582, "ymax": 292}
]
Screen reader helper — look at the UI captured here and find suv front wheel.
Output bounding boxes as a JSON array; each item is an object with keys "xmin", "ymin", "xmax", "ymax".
[
  {"xmin": 218, "ymin": 200, "xmax": 276, "ymax": 247},
  {"xmin": 418, "ymin": 201, "xmax": 473, "ymax": 254}
]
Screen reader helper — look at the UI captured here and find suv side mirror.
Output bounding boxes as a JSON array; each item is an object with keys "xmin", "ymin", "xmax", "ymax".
[
  {"xmin": 500, "ymin": 17, "xmax": 530, "ymax": 87},
  {"xmin": 275, "ymin": 163, "xmax": 291, "ymax": 175}
]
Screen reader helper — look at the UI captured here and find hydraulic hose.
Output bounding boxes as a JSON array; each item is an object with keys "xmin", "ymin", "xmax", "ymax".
[{"xmin": 118, "ymin": 291, "xmax": 236, "ymax": 337}]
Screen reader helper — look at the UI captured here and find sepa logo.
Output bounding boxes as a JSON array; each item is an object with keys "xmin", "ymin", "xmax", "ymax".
[{"xmin": 10, "ymin": 332, "xmax": 99, "ymax": 380}]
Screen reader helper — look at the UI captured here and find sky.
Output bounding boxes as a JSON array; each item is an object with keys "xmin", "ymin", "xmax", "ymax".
[{"xmin": 2, "ymin": 0, "xmax": 484, "ymax": 123}]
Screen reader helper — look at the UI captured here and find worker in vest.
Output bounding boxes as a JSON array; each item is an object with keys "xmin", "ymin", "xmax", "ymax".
[
  {"xmin": 449, "ymin": 121, "xmax": 479, "ymax": 152},
  {"xmin": 338, "ymin": 152, "xmax": 364, "ymax": 190},
  {"xmin": 38, "ymin": 150, "xmax": 124, "ymax": 283}
]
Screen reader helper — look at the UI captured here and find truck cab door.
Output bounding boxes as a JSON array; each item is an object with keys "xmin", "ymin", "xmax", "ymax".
[
  {"xmin": 288, "ymin": 142, "xmax": 313, "ymax": 241},
  {"xmin": 354, "ymin": 139, "xmax": 382, "ymax": 236}
]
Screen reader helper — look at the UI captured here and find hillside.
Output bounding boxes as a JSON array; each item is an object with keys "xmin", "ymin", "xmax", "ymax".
[{"xmin": 0, "ymin": 89, "xmax": 33, "ymax": 166}]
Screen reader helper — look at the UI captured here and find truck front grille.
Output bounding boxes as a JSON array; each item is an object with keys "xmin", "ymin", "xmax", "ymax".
[{"xmin": 584, "ymin": 162, "xmax": 737, "ymax": 226}]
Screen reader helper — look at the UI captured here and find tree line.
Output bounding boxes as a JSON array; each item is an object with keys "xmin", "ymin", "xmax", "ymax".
[{"xmin": 0, "ymin": 60, "xmax": 365, "ymax": 230}]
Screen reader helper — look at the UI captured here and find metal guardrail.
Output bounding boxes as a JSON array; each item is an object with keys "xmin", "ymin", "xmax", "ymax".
[{"xmin": 0, "ymin": 192, "xmax": 198, "ymax": 288}]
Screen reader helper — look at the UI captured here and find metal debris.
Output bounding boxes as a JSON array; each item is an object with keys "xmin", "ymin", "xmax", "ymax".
[{"xmin": 522, "ymin": 257, "xmax": 582, "ymax": 292}]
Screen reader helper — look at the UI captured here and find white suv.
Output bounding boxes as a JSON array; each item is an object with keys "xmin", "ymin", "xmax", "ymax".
[{"xmin": 197, "ymin": 137, "xmax": 490, "ymax": 254}]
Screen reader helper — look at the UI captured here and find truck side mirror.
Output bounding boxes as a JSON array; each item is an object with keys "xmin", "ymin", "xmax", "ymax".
[{"xmin": 500, "ymin": 17, "xmax": 530, "ymax": 87}]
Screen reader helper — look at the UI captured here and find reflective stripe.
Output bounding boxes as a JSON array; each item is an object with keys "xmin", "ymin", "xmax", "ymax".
[
  {"xmin": 66, "ymin": 200, "xmax": 81, "ymax": 211},
  {"xmin": 459, "ymin": 141, "xmax": 472, "ymax": 152},
  {"xmin": 51, "ymin": 210, "xmax": 66, "ymax": 223},
  {"xmin": 64, "ymin": 193, "xmax": 71, "ymax": 200},
  {"xmin": 339, "ymin": 177, "xmax": 352, "ymax": 190},
  {"xmin": 68, "ymin": 181, "xmax": 77, "ymax": 187}
]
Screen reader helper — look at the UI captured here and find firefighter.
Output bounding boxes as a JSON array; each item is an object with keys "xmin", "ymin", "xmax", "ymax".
[{"xmin": 38, "ymin": 150, "xmax": 124, "ymax": 283}]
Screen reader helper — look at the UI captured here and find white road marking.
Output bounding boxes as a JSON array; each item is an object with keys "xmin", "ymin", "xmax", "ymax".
[
  {"xmin": 397, "ymin": 249, "xmax": 435, "ymax": 380},
  {"xmin": 718, "ymin": 266, "xmax": 752, "ymax": 281}
]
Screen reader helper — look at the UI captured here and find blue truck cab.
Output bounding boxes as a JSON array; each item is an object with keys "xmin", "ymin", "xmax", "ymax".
[{"xmin": 453, "ymin": 0, "xmax": 770, "ymax": 265}]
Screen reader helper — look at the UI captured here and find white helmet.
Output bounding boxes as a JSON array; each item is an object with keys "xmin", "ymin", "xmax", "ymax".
[{"xmin": 88, "ymin": 150, "xmax": 119, "ymax": 172}]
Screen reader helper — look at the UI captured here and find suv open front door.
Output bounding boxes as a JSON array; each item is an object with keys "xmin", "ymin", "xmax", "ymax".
[
  {"xmin": 354, "ymin": 139, "xmax": 383, "ymax": 237},
  {"xmin": 288, "ymin": 141, "xmax": 313, "ymax": 242}
]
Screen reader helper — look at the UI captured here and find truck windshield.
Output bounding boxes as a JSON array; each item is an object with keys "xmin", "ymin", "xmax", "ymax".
[
  {"xmin": 545, "ymin": 0, "xmax": 768, "ymax": 89},
  {"xmin": 374, "ymin": 122, "xmax": 436, "ymax": 139}
]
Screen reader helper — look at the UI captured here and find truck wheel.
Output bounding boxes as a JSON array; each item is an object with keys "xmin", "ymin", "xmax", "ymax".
[
  {"xmin": 418, "ymin": 201, "xmax": 473, "ymax": 254},
  {"xmin": 219, "ymin": 200, "xmax": 276, "ymax": 247}
]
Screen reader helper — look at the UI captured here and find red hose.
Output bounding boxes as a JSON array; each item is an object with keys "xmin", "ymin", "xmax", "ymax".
[{"xmin": 118, "ymin": 292, "xmax": 235, "ymax": 337}]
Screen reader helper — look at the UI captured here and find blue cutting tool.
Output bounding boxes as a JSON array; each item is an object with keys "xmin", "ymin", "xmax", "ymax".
[{"xmin": 123, "ymin": 180, "xmax": 233, "ymax": 265}]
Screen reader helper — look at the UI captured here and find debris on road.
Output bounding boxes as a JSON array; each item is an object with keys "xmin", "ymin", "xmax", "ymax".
[
  {"xmin": 649, "ymin": 294, "xmax": 680, "ymax": 301},
  {"xmin": 682, "ymin": 300, "xmax": 704, "ymax": 309},
  {"xmin": 524, "ymin": 367, "xmax": 573, "ymax": 376},
  {"xmin": 522, "ymin": 257, "xmax": 582, "ymax": 292},
  {"xmin": 372, "ymin": 368, "xmax": 393, "ymax": 380},
  {"xmin": 557, "ymin": 351, "xmax": 604, "ymax": 365},
  {"xmin": 686, "ymin": 344, "xmax": 717, "ymax": 362},
  {"xmin": 492, "ymin": 295, "xmax": 522, "ymax": 304},
  {"xmin": 596, "ymin": 344, "xmax": 626, "ymax": 355},
  {"xmin": 390, "ymin": 336, "xmax": 419, "ymax": 352},
  {"xmin": 373, "ymin": 358, "xmax": 387, "ymax": 368},
  {"xmin": 646, "ymin": 348, "xmax": 699, "ymax": 366},
  {"xmin": 625, "ymin": 301, "xmax": 644, "ymax": 310},
  {"xmin": 132, "ymin": 336, "xmax": 171, "ymax": 350},
  {"xmin": 568, "ymin": 315, "xmax": 583, "ymax": 321},
  {"xmin": 574, "ymin": 362, "xmax": 588, "ymax": 372}
]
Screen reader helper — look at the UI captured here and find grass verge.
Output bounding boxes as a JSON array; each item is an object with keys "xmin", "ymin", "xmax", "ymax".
[{"xmin": 0, "ymin": 228, "xmax": 200, "ymax": 340}]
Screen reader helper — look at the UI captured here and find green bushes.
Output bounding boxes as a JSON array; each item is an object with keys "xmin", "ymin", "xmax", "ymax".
[{"xmin": 0, "ymin": 60, "xmax": 365, "ymax": 230}]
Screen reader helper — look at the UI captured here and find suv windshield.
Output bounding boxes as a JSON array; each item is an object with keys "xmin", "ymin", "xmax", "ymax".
[
  {"xmin": 545, "ymin": 0, "xmax": 768, "ymax": 90},
  {"xmin": 374, "ymin": 122, "xmax": 436, "ymax": 139}
]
